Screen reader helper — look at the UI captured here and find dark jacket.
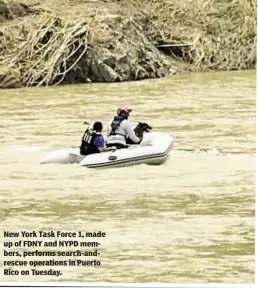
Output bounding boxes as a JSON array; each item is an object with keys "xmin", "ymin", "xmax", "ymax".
[{"xmin": 80, "ymin": 128, "xmax": 102, "ymax": 156}]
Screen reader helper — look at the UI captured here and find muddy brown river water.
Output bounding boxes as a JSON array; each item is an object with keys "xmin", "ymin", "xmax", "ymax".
[{"xmin": 0, "ymin": 70, "xmax": 256, "ymax": 283}]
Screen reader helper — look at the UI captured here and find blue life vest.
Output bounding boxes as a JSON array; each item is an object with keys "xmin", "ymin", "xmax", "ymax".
[{"xmin": 109, "ymin": 115, "xmax": 126, "ymax": 137}]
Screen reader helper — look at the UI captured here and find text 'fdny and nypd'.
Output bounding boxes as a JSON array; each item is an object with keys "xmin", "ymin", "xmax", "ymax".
[{"xmin": 3, "ymin": 230, "xmax": 106, "ymax": 278}]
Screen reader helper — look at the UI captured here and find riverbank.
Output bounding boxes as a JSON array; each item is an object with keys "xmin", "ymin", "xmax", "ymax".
[{"xmin": 0, "ymin": 0, "xmax": 256, "ymax": 88}]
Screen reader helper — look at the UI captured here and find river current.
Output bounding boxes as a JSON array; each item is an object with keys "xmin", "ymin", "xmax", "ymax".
[{"xmin": 0, "ymin": 70, "xmax": 256, "ymax": 283}]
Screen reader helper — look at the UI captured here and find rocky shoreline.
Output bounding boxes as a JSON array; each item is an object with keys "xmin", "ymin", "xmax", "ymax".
[{"xmin": 0, "ymin": 0, "xmax": 256, "ymax": 89}]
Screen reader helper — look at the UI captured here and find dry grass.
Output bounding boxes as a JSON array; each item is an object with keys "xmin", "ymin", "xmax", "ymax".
[
  {"xmin": 0, "ymin": 0, "xmax": 256, "ymax": 87},
  {"xmin": 122, "ymin": 0, "xmax": 257, "ymax": 70},
  {"xmin": 8, "ymin": 14, "xmax": 91, "ymax": 86}
]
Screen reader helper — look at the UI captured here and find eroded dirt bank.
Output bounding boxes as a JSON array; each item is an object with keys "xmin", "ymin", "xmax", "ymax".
[{"xmin": 0, "ymin": 0, "xmax": 256, "ymax": 88}]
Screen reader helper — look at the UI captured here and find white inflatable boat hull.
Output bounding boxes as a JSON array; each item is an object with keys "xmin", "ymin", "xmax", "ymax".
[{"xmin": 40, "ymin": 132, "xmax": 173, "ymax": 168}]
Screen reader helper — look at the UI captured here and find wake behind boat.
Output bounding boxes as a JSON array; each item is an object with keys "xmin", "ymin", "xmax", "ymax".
[{"xmin": 40, "ymin": 130, "xmax": 174, "ymax": 169}]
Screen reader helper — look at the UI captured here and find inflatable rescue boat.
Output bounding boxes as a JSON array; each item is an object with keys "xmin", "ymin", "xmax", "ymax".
[{"xmin": 40, "ymin": 132, "xmax": 173, "ymax": 168}]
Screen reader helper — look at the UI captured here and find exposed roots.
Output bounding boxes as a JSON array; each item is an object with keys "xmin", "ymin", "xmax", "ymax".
[
  {"xmin": 122, "ymin": 0, "xmax": 257, "ymax": 71},
  {"xmin": 7, "ymin": 13, "xmax": 90, "ymax": 86},
  {"xmin": 0, "ymin": 0, "xmax": 256, "ymax": 88}
]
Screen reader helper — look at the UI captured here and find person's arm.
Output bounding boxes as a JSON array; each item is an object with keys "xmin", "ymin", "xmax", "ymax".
[
  {"xmin": 99, "ymin": 146, "xmax": 116, "ymax": 152},
  {"xmin": 95, "ymin": 136, "xmax": 115, "ymax": 152},
  {"xmin": 125, "ymin": 121, "xmax": 141, "ymax": 143}
]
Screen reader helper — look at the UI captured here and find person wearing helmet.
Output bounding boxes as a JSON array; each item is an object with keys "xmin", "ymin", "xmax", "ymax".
[
  {"xmin": 80, "ymin": 121, "xmax": 112, "ymax": 155},
  {"xmin": 106, "ymin": 106, "xmax": 142, "ymax": 149}
]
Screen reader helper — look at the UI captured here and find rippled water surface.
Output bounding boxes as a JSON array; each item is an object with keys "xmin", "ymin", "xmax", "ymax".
[{"xmin": 0, "ymin": 70, "xmax": 256, "ymax": 283}]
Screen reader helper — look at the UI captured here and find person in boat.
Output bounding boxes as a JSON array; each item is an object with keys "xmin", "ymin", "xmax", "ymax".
[
  {"xmin": 80, "ymin": 121, "xmax": 111, "ymax": 155},
  {"xmin": 106, "ymin": 106, "xmax": 142, "ymax": 149}
]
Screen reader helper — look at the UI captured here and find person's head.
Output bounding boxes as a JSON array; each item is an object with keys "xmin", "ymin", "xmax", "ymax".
[
  {"xmin": 93, "ymin": 121, "xmax": 103, "ymax": 132},
  {"xmin": 117, "ymin": 106, "xmax": 132, "ymax": 119}
]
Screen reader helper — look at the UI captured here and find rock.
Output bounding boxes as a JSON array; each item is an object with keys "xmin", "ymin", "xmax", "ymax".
[
  {"xmin": 0, "ymin": 66, "xmax": 22, "ymax": 88},
  {"xmin": 0, "ymin": 1, "xmax": 33, "ymax": 22},
  {"xmin": 156, "ymin": 69, "xmax": 165, "ymax": 78},
  {"xmin": 102, "ymin": 50, "xmax": 116, "ymax": 68},
  {"xmin": 116, "ymin": 53, "xmax": 127, "ymax": 63},
  {"xmin": 135, "ymin": 65, "xmax": 148, "ymax": 80},
  {"xmin": 169, "ymin": 67, "xmax": 177, "ymax": 75},
  {"xmin": 91, "ymin": 60, "xmax": 122, "ymax": 82},
  {"xmin": 100, "ymin": 62, "xmax": 122, "ymax": 82},
  {"xmin": 85, "ymin": 15, "xmax": 172, "ymax": 83}
]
